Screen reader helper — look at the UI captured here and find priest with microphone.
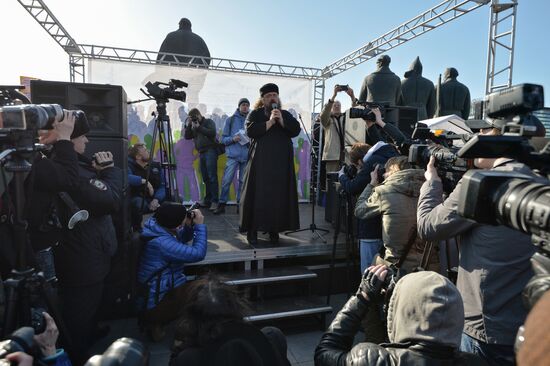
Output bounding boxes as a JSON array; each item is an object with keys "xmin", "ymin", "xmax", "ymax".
[{"xmin": 239, "ymin": 83, "xmax": 301, "ymax": 245}]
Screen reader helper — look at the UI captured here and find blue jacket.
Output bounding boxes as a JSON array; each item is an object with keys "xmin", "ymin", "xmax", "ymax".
[
  {"xmin": 137, "ymin": 217, "xmax": 207, "ymax": 310},
  {"xmin": 221, "ymin": 110, "xmax": 249, "ymax": 162}
]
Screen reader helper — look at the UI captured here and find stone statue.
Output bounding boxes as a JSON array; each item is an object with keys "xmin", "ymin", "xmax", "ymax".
[
  {"xmin": 435, "ymin": 67, "xmax": 471, "ymax": 120},
  {"xmin": 358, "ymin": 55, "xmax": 402, "ymax": 106},
  {"xmin": 399, "ymin": 57, "xmax": 436, "ymax": 120}
]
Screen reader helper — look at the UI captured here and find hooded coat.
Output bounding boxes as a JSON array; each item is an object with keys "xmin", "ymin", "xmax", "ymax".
[
  {"xmin": 399, "ymin": 57, "xmax": 436, "ymax": 120},
  {"xmin": 355, "ymin": 169, "xmax": 439, "ymax": 272},
  {"xmin": 239, "ymin": 107, "xmax": 301, "ymax": 233},
  {"xmin": 315, "ymin": 271, "xmax": 488, "ymax": 366}
]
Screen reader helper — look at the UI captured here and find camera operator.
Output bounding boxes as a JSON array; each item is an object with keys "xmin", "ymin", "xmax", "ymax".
[
  {"xmin": 355, "ymin": 156, "xmax": 439, "ymax": 273},
  {"xmin": 184, "ymin": 108, "xmax": 219, "ymax": 211},
  {"xmin": 319, "ymin": 85, "xmax": 358, "ymax": 172},
  {"xmin": 315, "ymin": 265, "xmax": 487, "ymax": 366},
  {"xmin": 52, "ymin": 125, "xmax": 123, "ymax": 365},
  {"xmin": 128, "ymin": 143, "xmax": 166, "ymax": 230},
  {"xmin": 137, "ymin": 202, "xmax": 207, "ymax": 342},
  {"xmin": 417, "ymin": 126, "xmax": 542, "ymax": 366}
]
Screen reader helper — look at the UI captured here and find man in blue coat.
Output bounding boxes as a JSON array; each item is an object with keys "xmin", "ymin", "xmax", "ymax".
[
  {"xmin": 214, "ymin": 98, "xmax": 250, "ymax": 214},
  {"xmin": 137, "ymin": 202, "xmax": 207, "ymax": 341}
]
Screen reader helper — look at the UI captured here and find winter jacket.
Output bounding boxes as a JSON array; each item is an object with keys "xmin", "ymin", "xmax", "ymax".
[
  {"xmin": 399, "ymin": 57, "xmax": 436, "ymax": 120},
  {"xmin": 221, "ymin": 110, "xmax": 249, "ymax": 163},
  {"xmin": 315, "ymin": 271, "xmax": 487, "ymax": 366},
  {"xmin": 417, "ymin": 160, "xmax": 537, "ymax": 345},
  {"xmin": 184, "ymin": 118, "xmax": 217, "ymax": 153},
  {"xmin": 128, "ymin": 158, "xmax": 166, "ymax": 202},
  {"xmin": 355, "ymin": 169, "xmax": 439, "ymax": 273},
  {"xmin": 137, "ymin": 217, "xmax": 207, "ymax": 310}
]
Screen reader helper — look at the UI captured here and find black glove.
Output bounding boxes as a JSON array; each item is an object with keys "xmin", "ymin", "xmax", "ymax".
[{"xmin": 356, "ymin": 267, "xmax": 386, "ymax": 305}]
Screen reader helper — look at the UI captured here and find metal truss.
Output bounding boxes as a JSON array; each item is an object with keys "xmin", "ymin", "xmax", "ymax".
[
  {"xmin": 485, "ymin": 0, "xmax": 518, "ymax": 94},
  {"xmin": 77, "ymin": 45, "xmax": 323, "ymax": 80},
  {"xmin": 311, "ymin": 79, "xmax": 326, "ymax": 202},
  {"xmin": 16, "ymin": 0, "xmax": 81, "ymax": 53},
  {"xmin": 320, "ymin": 0, "xmax": 490, "ymax": 78}
]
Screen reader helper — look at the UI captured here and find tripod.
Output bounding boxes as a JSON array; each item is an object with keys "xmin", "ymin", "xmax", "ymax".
[
  {"xmin": 326, "ymin": 187, "xmax": 356, "ymax": 304},
  {"xmin": 0, "ymin": 146, "xmax": 72, "ymax": 349},
  {"xmin": 285, "ymin": 114, "xmax": 329, "ymax": 242}
]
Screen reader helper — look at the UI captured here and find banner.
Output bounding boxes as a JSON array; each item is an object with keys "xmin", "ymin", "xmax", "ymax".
[{"xmin": 88, "ymin": 60, "xmax": 313, "ymax": 202}]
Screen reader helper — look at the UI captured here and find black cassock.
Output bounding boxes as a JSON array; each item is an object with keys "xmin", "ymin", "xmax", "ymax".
[{"xmin": 239, "ymin": 108, "xmax": 301, "ymax": 233}]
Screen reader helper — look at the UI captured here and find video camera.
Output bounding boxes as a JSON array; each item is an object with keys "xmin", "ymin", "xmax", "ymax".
[
  {"xmin": 144, "ymin": 79, "xmax": 187, "ymax": 102},
  {"xmin": 185, "ymin": 201, "xmax": 200, "ymax": 220},
  {"xmin": 348, "ymin": 101, "xmax": 388, "ymax": 122}
]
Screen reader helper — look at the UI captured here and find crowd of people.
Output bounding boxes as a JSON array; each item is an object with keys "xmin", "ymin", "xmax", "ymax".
[{"xmin": 1, "ymin": 16, "xmax": 548, "ymax": 366}]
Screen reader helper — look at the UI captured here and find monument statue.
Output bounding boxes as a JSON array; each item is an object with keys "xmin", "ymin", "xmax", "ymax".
[
  {"xmin": 435, "ymin": 67, "xmax": 471, "ymax": 120},
  {"xmin": 358, "ymin": 55, "xmax": 402, "ymax": 106},
  {"xmin": 399, "ymin": 57, "xmax": 436, "ymax": 120}
]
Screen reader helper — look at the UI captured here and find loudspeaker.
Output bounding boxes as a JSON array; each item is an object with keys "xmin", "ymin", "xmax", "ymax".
[{"xmin": 30, "ymin": 80, "xmax": 127, "ymax": 138}]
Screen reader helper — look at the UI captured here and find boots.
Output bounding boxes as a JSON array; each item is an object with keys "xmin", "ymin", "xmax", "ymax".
[
  {"xmin": 247, "ymin": 230, "xmax": 258, "ymax": 245},
  {"xmin": 269, "ymin": 232, "xmax": 279, "ymax": 244},
  {"xmin": 213, "ymin": 203, "xmax": 226, "ymax": 215}
]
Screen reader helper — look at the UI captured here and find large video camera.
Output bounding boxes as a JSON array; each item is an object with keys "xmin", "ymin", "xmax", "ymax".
[
  {"xmin": 399, "ymin": 123, "xmax": 471, "ymax": 192},
  {"xmin": 348, "ymin": 101, "xmax": 388, "ymax": 122},
  {"xmin": 85, "ymin": 338, "xmax": 149, "ymax": 366},
  {"xmin": 144, "ymin": 79, "xmax": 187, "ymax": 102}
]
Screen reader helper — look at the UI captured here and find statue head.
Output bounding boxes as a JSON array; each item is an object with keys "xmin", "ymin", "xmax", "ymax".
[
  {"xmin": 404, "ymin": 56, "xmax": 423, "ymax": 78},
  {"xmin": 376, "ymin": 55, "xmax": 391, "ymax": 68},
  {"xmin": 444, "ymin": 67, "xmax": 459, "ymax": 80}
]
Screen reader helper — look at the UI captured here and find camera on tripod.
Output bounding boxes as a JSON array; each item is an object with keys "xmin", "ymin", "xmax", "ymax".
[
  {"xmin": 348, "ymin": 101, "xmax": 388, "ymax": 122},
  {"xmin": 144, "ymin": 79, "xmax": 188, "ymax": 102}
]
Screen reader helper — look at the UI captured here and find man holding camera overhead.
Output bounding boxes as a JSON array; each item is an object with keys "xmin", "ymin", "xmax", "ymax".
[{"xmin": 52, "ymin": 118, "xmax": 123, "ymax": 365}]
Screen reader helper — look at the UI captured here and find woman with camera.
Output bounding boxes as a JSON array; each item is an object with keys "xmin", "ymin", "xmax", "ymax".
[{"xmin": 136, "ymin": 202, "xmax": 207, "ymax": 342}]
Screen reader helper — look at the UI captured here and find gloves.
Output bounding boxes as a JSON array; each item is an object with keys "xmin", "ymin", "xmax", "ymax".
[
  {"xmin": 356, "ymin": 265, "xmax": 388, "ymax": 305},
  {"xmin": 338, "ymin": 166, "xmax": 346, "ymax": 178}
]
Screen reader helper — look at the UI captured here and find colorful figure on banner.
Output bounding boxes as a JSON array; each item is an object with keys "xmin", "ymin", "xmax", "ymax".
[
  {"xmin": 174, "ymin": 137, "xmax": 200, "ymax": 202},
  {"xmin": 128, "ymin": 105, "xmax": 148, "ymax": 142}
]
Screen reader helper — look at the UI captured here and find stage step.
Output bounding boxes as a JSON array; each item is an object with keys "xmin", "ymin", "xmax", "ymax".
[
  {"xmin": 222, "ymin": 266, "xmax": 317, "ymax": 286},
  {"xmin": 244, "ymin": 296, "xmax": 332, "ymax": 322}
]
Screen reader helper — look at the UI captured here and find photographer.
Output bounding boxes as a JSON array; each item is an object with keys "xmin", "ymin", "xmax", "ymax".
[
  {"xmin": 137, "ymin": 202, "xmax": 207, "ymax": 342},
  {"xmin": 128, "ymin": 143, "xmax": 166, "ymax": 230},
  {"xmin": 319, "ymin": 85, "xmax": 358, "ymax": 172},
  {"xmin": 355, "ymin": 156, "xmax": 439, "ymax": 273},
  {"xmin": 53, "ymin": 124, "xmax": 123, "ymax": 365},
  {"xmin": 417, "ymin": 126, "xmax": 540, "ymax": 366},
  {"xmin": 184, "ymin": 108, "xmax": 219, "ymax": 211},
  {"xmin": 315, "ymin": 265, "xmax": 487, "ymax": 366}
]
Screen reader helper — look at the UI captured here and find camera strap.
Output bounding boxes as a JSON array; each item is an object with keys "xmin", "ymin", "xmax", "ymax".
[{"xmin": 333, "ymin": 114, "xmax": 346, "ymax": 164}]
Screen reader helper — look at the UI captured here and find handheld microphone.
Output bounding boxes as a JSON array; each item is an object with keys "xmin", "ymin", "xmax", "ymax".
[{"xmin": 271, "ymin": 103, "xmax": 279, "ymax": 110}]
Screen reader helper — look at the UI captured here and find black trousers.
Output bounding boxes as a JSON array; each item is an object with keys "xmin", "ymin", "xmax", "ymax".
[{"xmin": 59, "ymin": 282, "xmax": 104, "ymax": 366}]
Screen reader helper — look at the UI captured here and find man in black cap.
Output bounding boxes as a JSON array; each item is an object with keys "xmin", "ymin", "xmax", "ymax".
[
  {"xmin": 157, "ymin": 17, "xmax": 210, "ymax": 66},
  {"xmin": 215, "ymin": 98, "xmax": 250, "ymax": 214},
  {"xmin": 52, "ymin": 117, "xmax": 123, "ymax": 364},
  {"xmin": 239, "ymin": 83, "xmax": 301, "ymax": 245}
]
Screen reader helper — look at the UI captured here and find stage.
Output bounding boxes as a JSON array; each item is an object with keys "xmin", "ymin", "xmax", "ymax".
[{"xmin": 187, "ymin": 203, "xmax": 348, "ymax": 268}]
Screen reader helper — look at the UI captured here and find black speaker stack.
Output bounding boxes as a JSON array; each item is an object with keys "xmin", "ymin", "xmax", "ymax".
[{"xmin": 31, "ymin": 80, "xmax": 132, "ymax": 318}]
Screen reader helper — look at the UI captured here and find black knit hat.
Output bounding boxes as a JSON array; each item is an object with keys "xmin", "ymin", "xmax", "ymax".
[
  {"xmin": 155, "ymin": 202, "xmax": 188, "ymax": 229},
  {"xmin": 238, "ymin": 98, "xmax": 250, "ymax": 107},
  {"xmin": 259, "ymin": 83, "xmax": 279, "ymax": 97},
  {"xmin": 70, "ymin": 111, "xmax": 90, "ymax": 139}
]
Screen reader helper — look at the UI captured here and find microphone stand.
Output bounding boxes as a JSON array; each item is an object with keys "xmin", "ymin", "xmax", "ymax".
[{"xmin": 285, "ymin": 114, "xmax": 329, "ymax": 242}]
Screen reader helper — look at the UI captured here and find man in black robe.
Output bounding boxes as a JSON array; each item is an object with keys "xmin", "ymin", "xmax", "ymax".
[{"xmin": 239, "ymin": 83, "xmax": 301, "ymax": 245}]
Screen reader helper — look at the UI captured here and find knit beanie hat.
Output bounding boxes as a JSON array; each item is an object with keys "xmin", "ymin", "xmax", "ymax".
[
  {"xmin": 238, "ymin": 98, "xmax": 250, "ymax": 107},
  {"xmin": 155, "ymin": 202, "xmax": 188, "ymax": 228}
]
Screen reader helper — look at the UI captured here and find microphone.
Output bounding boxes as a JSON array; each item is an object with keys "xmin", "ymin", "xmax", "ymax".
[{"xmin": 271, "ymin": 103, "xmax": 279, "ymax": 110}]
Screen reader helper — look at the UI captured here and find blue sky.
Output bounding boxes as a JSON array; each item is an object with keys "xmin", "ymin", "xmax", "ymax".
[{"xmin": 1, "ymin": 0, "xmax": 548, "ymax": 108}]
